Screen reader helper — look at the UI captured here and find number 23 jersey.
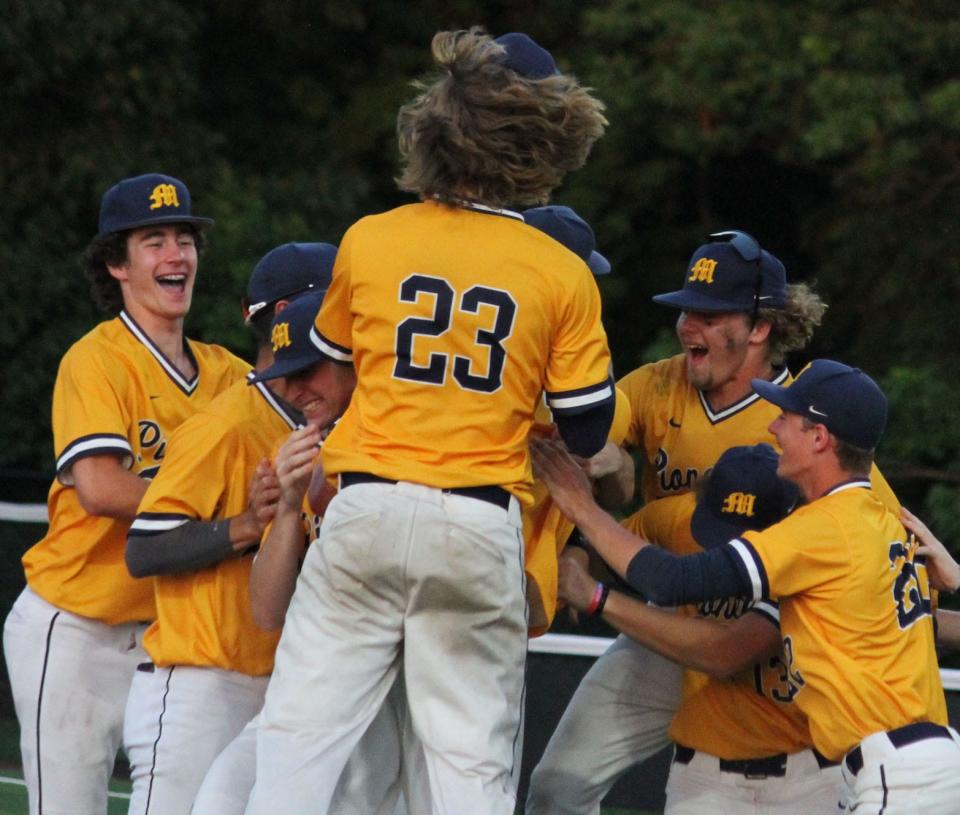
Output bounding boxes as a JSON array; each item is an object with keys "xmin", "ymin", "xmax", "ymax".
[{"xmin": 311, "ymin": 200, "xmax": 613, "ymax": 502}]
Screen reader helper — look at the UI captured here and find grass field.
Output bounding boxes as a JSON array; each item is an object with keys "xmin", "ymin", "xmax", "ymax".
[{"xmin": 0, "ymin": 773, "xmax": 130, "ymax": 814}]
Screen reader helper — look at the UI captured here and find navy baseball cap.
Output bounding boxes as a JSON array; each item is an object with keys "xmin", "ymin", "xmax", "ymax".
[
  {"xmin": 652, "ymin": 230, "xmax": 787, "ymax": 313},
  {"xmin": 523, "ymin": 205, "xmax": 611, "ymax": 276},
  {"xmin": 249, "ymin": 291, "xmax": 328, "ymax": 383},
  {"xmin": 97, "ymin": 173, "xmax": 213, "ymax": 239},
  {"xmin": 752, "ymin": 359, "xmax": 888, "ymax": 450},
  {"xmin": 244, "ymin": 242, "xmax": 337, "ymax": 324},
  {"xmin": 494, "ymin": 32, "xmax": 559, "ymax": 79},
  {"xmin": 691, "ymin": 444, "xmax": 800, "ymax": 549}
]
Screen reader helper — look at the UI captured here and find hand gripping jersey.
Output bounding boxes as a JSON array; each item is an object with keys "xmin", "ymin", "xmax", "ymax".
[
  {"xmin": 129, "ymin": 376, "xmax": 303, "ymax": 675},
  {"xmin": 525, "ymin": 387, "xmax": 632, "ymax": 635},
  {"xmin": 22, "ymin": 312, "xmax": 249, "ymax": 624},
  {"xmin": 623, "ymin": 495, "xmax": 812, "ymax": 759},
  {"xmin": 310, "ymin": 200, "xmax": 614, "ymax": 503},
  {"xmin": 730, "ymin": 482, "xmax": 947, "ymax": 761}
]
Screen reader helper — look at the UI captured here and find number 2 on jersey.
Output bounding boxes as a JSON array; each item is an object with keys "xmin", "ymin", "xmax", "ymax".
[{"xmin": 393, "ymin": 274, "xmax": 517, "ymax": 393}]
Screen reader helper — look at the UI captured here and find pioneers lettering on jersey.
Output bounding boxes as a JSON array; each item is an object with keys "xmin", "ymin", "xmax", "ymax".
[
  {"xmin": 149, "ymin": 183, "xmax": 181, "ymax": 210},
  {"xmin": 655, "ymin": 447, "xmax": 701, "ymax": 494},
  {"xmin": 688, "ymin": 257, "xmax": 717, "ymax": 284},
  {"xmin": 137, "ymin": 420, "xmax": 167, "ymax": 479}
]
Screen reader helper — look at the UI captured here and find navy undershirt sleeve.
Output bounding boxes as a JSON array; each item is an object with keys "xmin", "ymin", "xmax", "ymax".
[
  {"xmin": 624, "ymin": 544, "xmax": 753, "ymax": 606},
  {"xmin": 555, "ymin": 399, "xmax": 615, "ymax": 458}
]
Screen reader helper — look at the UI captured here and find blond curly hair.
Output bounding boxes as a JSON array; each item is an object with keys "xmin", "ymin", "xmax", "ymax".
[
  {"xmin": 760, "ymin": 282, "xmax": 828, "ymax": 366},
  {"xmin": 396, "ymin": 27, "xmax": 607, "ymax": 207}
]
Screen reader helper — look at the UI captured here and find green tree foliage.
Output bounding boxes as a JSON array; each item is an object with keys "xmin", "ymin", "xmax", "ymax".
[{"xmin": 2, "ymin": 1, "xmax": 958, "ymax": 543}]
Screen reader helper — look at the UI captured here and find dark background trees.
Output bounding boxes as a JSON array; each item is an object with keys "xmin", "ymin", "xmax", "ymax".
[{"xmin": 2, "ymin": 0, "xmax": 958, "ymax": 538}]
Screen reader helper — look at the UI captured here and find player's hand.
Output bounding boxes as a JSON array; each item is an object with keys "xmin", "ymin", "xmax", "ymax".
[
  {"xmin": 574, "ymin": 441, "xmax": 626, "ymax": 480},
  {"xmin": 275, "ymin": 426, "xmax": 322, "ymax": 509},
  {"xmin": 558, "ymin": 551, "xmax": 598, "ymax": 617},
  {"xmin": 902, "ymin": 506, "xmax": 960, "ymax": 593},
  {"xmin": 531, "ymin": 438, "xmax": 597, "ymax": 525},
  {"xmin": 248, "ymin": 458, "xmax": 280, "ymax": 533},
  {"xmin": 306, "ymin": 451, "xmax": 338, "ymax": 517}
]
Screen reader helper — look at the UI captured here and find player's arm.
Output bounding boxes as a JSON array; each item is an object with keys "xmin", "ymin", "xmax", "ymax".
[
  {"xmin": 532, "ymin": 438, "xmax": 751, "ymax": 605},
  {"xmin": 583, "ymin": 443, "xmax": 635, "ymax": 509},
  {"xmin": 72, "ymin": 455, "xmax": 149, "ymax": 522},
  {"xmin": 936, "ymin": 608, "xmax": 960, "ymax": 651},
  {"xmin": 559, "ymin": 552, "xmax": 779, "ymax": 676},
  {"xmin": 901, "ymin": 507, "xmax": 960, "ymax": 593},
  {"xmin": 250, "ymin": 426, "xmax": 321, "ymax": 630}
]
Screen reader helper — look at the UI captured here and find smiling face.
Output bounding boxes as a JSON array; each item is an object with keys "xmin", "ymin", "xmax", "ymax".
[
  {"xmin": 282, "ymin": 359, "xmax": 356, "ymax": 429},
  {"xmin": 676, "ymin": 309, "xmax": 757, "ymax": 392},
  {"xmin": 107, "ymin": 224, "xmax": 198, "ymax": 325}
]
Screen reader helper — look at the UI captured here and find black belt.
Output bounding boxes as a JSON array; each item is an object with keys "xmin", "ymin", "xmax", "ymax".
[
  {"xmin": 136, "ymin": 662, "xmax": 155, "ymax": 673},
  {"xmin": 674, "ymin": 744, "xmax": 837, "ymax": 779},
  {"xmin": 844, "ymin": 722, "xmax": 954, "ymax": 776},
  {"xmin": 340, "ymin": 472, "xmax": 511, "ymax": 511}
]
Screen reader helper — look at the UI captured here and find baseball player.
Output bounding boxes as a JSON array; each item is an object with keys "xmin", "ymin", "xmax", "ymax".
[
  {"xmin": 2, "ymin": 173, "xmax": 249, "ymax": 815},
  {"xmin": 247, "ymin": 28, "xmax": 612, "ymax": 815},
  {"xmin": 121, "ymin": 246, "xmax": 341, "ymax": 814},
  {"xmin": 559, "ymin": 444, "xmax": 843, "ymax": 813},
  {"xmin": 525, "ymin": 229, "xmax": 835, "ymax": 814},
  {"xmin": 190, "ymin": 294, "xmax": 410, "ymax": 815},
  {"xmin": 533, "ymin": 360, "xmax": 960, "ymax": 814}
]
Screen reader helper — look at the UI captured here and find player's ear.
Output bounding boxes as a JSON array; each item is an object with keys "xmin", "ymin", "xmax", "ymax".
[
  {"xmin": 812, "ymin": 424, "xmax": 833, "ymax": 454},
  {"xmin": 748, "ymin": 316, "xmax": 772, "ymax": 344}
]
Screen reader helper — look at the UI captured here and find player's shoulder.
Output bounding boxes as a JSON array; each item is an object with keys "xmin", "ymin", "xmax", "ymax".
[
  {"xmin": 618, "ymin": 354, "xmax": 686, "ymax": 393},
  {"xmin": 58, "ymin": 316, "xmax": 129, "ymax": 373}
]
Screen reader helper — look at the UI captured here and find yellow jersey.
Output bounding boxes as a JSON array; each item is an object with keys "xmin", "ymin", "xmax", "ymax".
[
  {"xmin": 525, "ymin": 387, "xmax": 632, "ymax": 635},
  {"xmin": 732, "ymin": 481, "xmax": 947, "ymax": 760},
  {"xmin": 130, "ymin": 376, "xmax": 302, "ymax": 675},
  {"xmin": 624, "ymin": 495, "xmax": 812, "ymax": 759},
  {"xmin": 618, "ymin": 355, "xmax": 791, "ymax": 503},
  {"xmin": 312, "ymin": 200, "xmax": 613, "ymax": 504},
  {"xmin": 23, "ymin": 312, "xmax": 249, "ymax": 624}
]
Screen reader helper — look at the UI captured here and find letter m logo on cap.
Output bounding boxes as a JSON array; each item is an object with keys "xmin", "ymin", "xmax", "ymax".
[
  {"xmin": 271, "ymin": 321, "xmax": 292, "ymax": 352},
  {"xmin": 149, "ymin": 184, "xmax": 181, "ymax": 210},
  {"xmin": 688, "ymin": 257, "xmax": 717, "ymax": 284},
  {"xmin": 721, "ymin": 491, "xmax": 756, "ymax": 517}
]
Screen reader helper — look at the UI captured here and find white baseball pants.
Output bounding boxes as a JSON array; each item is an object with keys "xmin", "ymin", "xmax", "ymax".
[
  {"xmin": 525, "ymin": 633, "xmax": 682, "ymax": 814},
  {"xmin": 245, "ymin": 480, "xmax": 527, "ymax": 815},
  {"xmin": 840, "ymin": 725, "xmax": 960, "ymax": 814},
  {"xmin": 3, "ymin": 586, "xmax": 147, "ymax": 815},
  {"xmin": 664, "ymin": 747, "xmax": 843, "ymax": 814},
  {"xmin": 123, "ymin": 663, "xmax": 267, "ymax": 815}
]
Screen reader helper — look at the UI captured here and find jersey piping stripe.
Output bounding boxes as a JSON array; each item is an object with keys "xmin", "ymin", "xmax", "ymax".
[
  {"xmin": 825, "ymin": 479, "xmax": 872, "ymax": 496},
  {"xmin": 144, "ymin": 666, "xmax": 175, "ymax": 814},
  {"xmin": 546, "ymin": 379, "xmax": 615, "ymax": 413},
  {"xmin": 56, "ymin": 434, "xmax": 132, "ymax": 474},
  {"xmin": 309, "ymin": 326, "xmax": 352, "ymax": 363},
  {"xmin": 119, "ymin": 311, "xmax": 200, "ymax": 396},
  {"xmin": 698, "ymin": 367, "xmax": 790, "ymax": 425},
  {"xmin": 443, "ymin": 198, "xmax": 525, "ymax": 221},
  {"xmin": 729, "ymin": 537, "xmax": 768, "ymax": 600},
  {"xmin": 251, "ymin": 378, "xmax": 302, "ymax": 430},
  {"xmin": 129, "ymin": 514, "xmax": 191, "ymax": 536},
  {"xmin": 36, "ymin": 609, "xmax": 60, "ymax": 815},
  {"xmin": 751, "ymin": 599, "xmax": 780, "ymax": 627}
]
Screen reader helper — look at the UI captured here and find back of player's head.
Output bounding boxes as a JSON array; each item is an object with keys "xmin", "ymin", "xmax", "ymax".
[
  {"xmin": 83, "ymin": 173, "xmax": 211, "ymax": 313},
  {"xmin": 653, "ymin": 230, "xmax": 787, "ymax": 315},
  {"xmin": 244, "ymin": 242, "xmax": 337, "ymax": 326},
  {"xmin": 752, "ymin": 359, "xmax": 888, "ymax": 451},
  {"xmin": 691, "ymin": 443, "xmax": 800, "ymax": 549},
  {"xmin": 249, "ymin": 291, "xmax": 329, "ymax": 384},
  {"xmin": 396, "ymin": 27, "xmax": 607, "ymax": 207},
  {"xmin": 522, "ymin": 205, "xmax": 611, "ymax": 276}
]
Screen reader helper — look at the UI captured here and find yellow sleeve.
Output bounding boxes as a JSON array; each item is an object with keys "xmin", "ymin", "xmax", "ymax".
[
  {"xmin": 607, "ymin": 387, "xmax": 632, "ymax": 446},
  {"xmin": 311, "ymin": 226, "xmax": 355, "ymax": 363},
  {"xmin": 616, "ymin": 363, "xmax": 655, "ymax": 450},
  {"xmin": 869, "ymin": 464, "xmax": 900, "ymax": 513},
  {"xmin": 53, "ymin": 342, "xmax": 133, "ymax": 484},
  {"xmin": 543, "ymin": 271, "xmax": 612, "ymax": 416},
  {"xmin": 136, "ymin": 413, "xmax": 238, "ymax": 521}
]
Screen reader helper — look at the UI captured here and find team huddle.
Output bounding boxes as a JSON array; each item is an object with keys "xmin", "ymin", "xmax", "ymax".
[{"xmin": 4, "ymin": 26, "xmax": 960, "ymax": 815}]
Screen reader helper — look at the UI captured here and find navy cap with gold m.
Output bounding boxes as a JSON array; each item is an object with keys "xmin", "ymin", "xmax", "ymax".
[
  {"xmin": 96, "ymin": 173, "xmax": 213, "ymax": 239},
  {"xmin": 653, "ymin": 230, "xmax": 787, "ymax": 325},
  {"xmin": 691, "ymin": 443, "xmax": 800, "ymax": 550}
]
